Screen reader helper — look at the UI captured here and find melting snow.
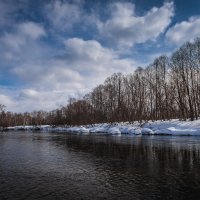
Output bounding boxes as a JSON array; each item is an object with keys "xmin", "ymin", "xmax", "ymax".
[{"xmin": 6, "ymin": 119, "xmax": 200, "ymax": 136}]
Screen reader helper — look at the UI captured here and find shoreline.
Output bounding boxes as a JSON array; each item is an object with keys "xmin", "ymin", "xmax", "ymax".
[{"xmin": 3, "ymin": 119, "xmax": 200, "ymax": 136}]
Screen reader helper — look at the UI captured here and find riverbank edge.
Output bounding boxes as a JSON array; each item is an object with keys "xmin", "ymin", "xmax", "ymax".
[{"xmin": 2, "ymin": 119, "xmax": 200, "ymax": 136}]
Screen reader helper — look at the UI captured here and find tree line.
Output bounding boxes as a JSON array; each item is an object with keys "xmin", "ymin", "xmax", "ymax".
[{"xmin": 1, "ymin": 38, "xmax": 200, "ymax": 127}]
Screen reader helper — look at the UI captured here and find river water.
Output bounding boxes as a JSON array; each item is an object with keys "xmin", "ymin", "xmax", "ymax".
[{"xmin": 0, "ymin": 132, "xmax": 200, "ymax": 200}]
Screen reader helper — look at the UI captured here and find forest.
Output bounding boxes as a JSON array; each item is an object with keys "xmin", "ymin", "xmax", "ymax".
[{"xmin": 1, "ymin": 38, "xmax": 200, "ymax": 127}]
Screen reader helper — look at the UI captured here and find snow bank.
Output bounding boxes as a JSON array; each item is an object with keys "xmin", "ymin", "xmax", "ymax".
[
  {"xmin": 5, "ymin": 119, "xmax": 200, "ymax": 136},
  {"xmin": 67, "ymin": 126, "xmax": 90, "ymax": 134},
  {"xmin": 7, "ymin": 125, "xmax": 51, "ymax": 131},
  {"xmin": 107, "ymin": 127, "xmax": 121, "ymax": 135},
  {"xmin": 142, "ymin": 119, "xmax": 200, "ymax": 135}
]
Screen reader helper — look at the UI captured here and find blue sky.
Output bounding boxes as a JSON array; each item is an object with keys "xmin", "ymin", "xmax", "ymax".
[{"xmin": 0, "ymin": 0, "xmax": 200, "ymax": 112}]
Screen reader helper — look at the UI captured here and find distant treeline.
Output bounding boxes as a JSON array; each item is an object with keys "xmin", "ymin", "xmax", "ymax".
[{"xmin": 1, "ymin": 38, "xmax": 200, "ymax": 127}]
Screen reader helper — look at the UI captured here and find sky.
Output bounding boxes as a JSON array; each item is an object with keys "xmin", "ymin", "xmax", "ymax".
[{"xmin": 0, "ymin": 0, "xmax": 200, "ymax": 112}]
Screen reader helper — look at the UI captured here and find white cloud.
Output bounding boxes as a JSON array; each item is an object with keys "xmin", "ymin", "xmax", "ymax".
[
  {"xmin": 1, "ymin": 37, "xmax": 138, "ymax": 112},
  {"xmin": 166, "ymin": 16, "xmax": 200, "ymax": 45},
  {"xmin": 0, "ymin": 88, "xmax": 72, "ymax": 112},
  {"xmin": 2, "ymin": 33, "xmax": 26, "ymax": 51},
  {"xmin": 12, "ymin": 60, "xmax": 83, "ymax": 87},
  {"xmin": 11, "ymin": 37, "xmax": 137, "ymax": 90},
  {"xmin": 64, "ymin": 38, "xmax": 117, "ymax": 70},
  {"xmin": 99, "ymin": 2, "xmax": 174, "ymax": 47},
  {"xmin": 18, "ymin": 22, "xmax": 46, "ymax": 39},
  {"xmin": 0, "ymin": 94, "xmax": 14, "ymax": 108},
  {"xmin": 19, "ymin": 89, "xmax": 39, "ymax": 99},
  {"xmin": 46, "ymin": 0, "xmax": 81, "ymax": 31},
  {"xmin": 1, "ymin": 1, "xmax": 172, "ymax": 112},
  {"xmin": 63, "ymin": 38, "xmax": 136, "ymax": 83},
  {"xmin": 1, "ymin": 22, "xmax": 46, "ymax": 51}
]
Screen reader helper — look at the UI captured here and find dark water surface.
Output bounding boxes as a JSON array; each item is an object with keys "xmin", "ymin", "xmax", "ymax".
[{"xmin": 1, "ymin": 132, "xmax": 200, "ymax": 200}]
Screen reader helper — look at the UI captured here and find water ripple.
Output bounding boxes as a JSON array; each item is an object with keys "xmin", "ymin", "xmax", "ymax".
[{"xmin": 1, "ymin": 132, "xmax": 200, "ymax": 199}]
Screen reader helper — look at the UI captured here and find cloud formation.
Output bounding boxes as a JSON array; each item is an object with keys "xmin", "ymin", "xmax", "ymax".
[
  {"xmin": 46, "ymin": 0, "xmax": 82, "ymax": 31},
  {"xmin": 1, "ymin": 22, "xmax": 45, "ymax": 53},
  {"xmin": 1, "ymin": 0, "xmax": 198, "ymax": 112},
  {"xmin": 166, "ymin": 16, "xmax": 200, "ymax": 45},
  {"xmin": 98, "ymin": 2, "xmax": 174, "ymax": 47},
  {"xmin": 0, "ymin": 36, "xmax": 136, "ymax": 112}
]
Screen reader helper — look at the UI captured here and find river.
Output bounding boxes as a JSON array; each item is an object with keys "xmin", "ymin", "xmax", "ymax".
[{"xmin": 0, "ymin": 132, "xmax": 200, "ymax": 199}]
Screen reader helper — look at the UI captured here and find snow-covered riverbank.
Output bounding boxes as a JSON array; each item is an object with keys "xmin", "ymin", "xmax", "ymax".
[{"xmin": 4, "ymin": 119, "xmax": 200, "ymax": 136}]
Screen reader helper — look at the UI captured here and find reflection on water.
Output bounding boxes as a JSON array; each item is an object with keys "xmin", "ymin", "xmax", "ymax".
[{"xmin": 0, "ymin": 132, "xmax": 200, "ymax": 200}]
